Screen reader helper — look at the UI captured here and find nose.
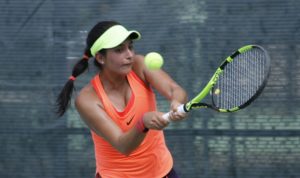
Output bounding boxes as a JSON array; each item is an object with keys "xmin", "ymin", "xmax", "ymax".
[{"xmin": 125, "ymin": 48, "xmax": 134, "ymax": 59}]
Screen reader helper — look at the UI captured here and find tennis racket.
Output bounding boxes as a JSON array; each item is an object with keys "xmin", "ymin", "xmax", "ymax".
[{"xmin": 163, "ymin": 45, "xmax": 271, "ymax": 122}]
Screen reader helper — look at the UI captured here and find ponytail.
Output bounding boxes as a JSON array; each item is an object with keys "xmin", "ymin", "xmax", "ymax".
[
  {"xmin": 56, "ymin": 21, "xmax": 120, "ymax": 117},
  {"xmin": 56, "ymin": 51, "xmax": 90, "ymax": 116}
]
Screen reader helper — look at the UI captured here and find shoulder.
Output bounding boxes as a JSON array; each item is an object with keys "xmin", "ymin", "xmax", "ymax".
[
  {"xmin": 132, "ymin": 54, "xmax": 147, "ymax": 83},
  {"xmin": 74, "ymin": 83, "xmax": 115, "ymax": 137},
  {"xmin": 75, "ymin": 83, "xmax": 104, "ymax": 115}
]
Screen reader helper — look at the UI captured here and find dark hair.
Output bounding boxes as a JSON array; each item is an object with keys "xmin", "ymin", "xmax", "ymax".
[{"xmin": 56, "ymin": 21, "xmax": 120, "ymax": 116}]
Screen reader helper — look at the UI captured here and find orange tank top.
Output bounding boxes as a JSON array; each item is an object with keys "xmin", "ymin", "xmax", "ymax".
[{"xmin": 91, "ymin": 71, "xmax": 173, "ymax": 178}]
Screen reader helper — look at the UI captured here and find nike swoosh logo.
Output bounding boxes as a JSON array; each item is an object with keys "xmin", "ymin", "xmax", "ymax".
[{"xmin": 126, "ymin": 115, "xmax": 135, "ymax": 125}]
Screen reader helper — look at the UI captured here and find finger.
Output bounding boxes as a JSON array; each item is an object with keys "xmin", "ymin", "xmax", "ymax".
[
  {"xmin": 159, "ymin": 116, "xmax": 170, "ymax": 125},
  {"xmin": 169, "ymin": 111, "xmax": 187, "ymax": 121},
  {"xmin": 153, "ymin": 119, "xmax": 168, "ymax": 129}
]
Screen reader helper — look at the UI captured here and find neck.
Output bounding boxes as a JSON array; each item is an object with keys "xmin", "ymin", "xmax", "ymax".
[{"xmin": 99, "ymin": 70, "xmax": 128, "ymax": 90}]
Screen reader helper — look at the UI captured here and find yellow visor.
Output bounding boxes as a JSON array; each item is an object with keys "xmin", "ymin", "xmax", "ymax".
[{"xmin": 90, "ymin": 25, "xmax": 141, "ymax": 57}]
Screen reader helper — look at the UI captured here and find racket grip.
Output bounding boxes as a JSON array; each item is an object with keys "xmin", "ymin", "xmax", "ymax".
[{"xmin": 162, "ymin": 104, "xmax": 186, "ymax": 122}]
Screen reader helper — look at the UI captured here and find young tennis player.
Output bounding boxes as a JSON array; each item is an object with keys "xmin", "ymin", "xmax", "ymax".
[{"xmin": 56, "ymin": 21, "xmax": 187, "ymax": 178}]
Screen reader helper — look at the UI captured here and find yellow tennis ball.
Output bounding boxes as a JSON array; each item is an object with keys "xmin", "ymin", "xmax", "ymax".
[
  {"xmin": 214, "ymin": 88, "xmax": 221, "ymax": 95},
  {"xmin": 144, "ymin": 52, "xmax": 164, "ymax": 70}
]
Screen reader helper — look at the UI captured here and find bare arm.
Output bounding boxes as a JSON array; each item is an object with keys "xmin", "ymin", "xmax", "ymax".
[
  {"xmin": 75, "ymin": 85, "xmax": 168, "ymax": 156},
  {"xmin": 133, "ymin": 55, "xmax": 188, "ymax": 114},
  {"xmin": 75, "ymin": 54, "xmax": 187, "ymax": 155}
]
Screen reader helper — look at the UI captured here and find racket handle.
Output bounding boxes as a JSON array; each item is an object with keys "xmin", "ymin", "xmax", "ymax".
[{"xmin": 162, "ymin": 104, "xmax": 186, "ymax": 122}]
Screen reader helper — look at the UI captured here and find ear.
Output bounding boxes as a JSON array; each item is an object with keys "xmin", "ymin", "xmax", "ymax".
[{"xmin": 95, "ymin": 53, "xmax": 105, "ymax": 65}]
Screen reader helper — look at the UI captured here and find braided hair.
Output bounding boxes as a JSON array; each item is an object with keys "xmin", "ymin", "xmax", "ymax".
[{"xmin": 56, "ymin": 21, "xmax": 120, "ymax": 116}]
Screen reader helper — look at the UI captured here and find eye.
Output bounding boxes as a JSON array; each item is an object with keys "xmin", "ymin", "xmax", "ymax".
[
  {"xmin": 128, "ymin": 44, "xmax": 134, "ymax": 51},
  {"xmin": 114, "ymin": 46, "xmax": 124, "ymax": 53}
]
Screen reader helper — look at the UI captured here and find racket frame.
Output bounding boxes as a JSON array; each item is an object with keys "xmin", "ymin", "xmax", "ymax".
[
  {"xmin": 183, "ymin": 45, "xmax": 271, "ymax": 113},
  {"xmin": 162, "ymin": 45, "xmax": 271, "ymax": 122}
]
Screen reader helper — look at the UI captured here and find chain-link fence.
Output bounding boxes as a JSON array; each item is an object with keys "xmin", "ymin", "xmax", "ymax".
[{"xmin": 1, "ymin": 0, "xmax": 300, "ymax": 177}]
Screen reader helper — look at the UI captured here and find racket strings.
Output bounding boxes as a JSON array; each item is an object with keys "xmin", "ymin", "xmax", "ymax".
[{"xmin": 213, "ymin": 48, "xmax": 267, "ymax": 110}]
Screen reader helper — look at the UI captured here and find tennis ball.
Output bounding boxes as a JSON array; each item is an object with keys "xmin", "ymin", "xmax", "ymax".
[
  {"xmin": 144, "ymin": 52, "xmax": 164, "ymax": 70},
  {"xmin": 214, "ymin": 88, "xmax": 221, "ymax": 95}
]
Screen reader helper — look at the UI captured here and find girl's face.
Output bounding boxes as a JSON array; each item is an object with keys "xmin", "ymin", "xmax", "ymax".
[{"xmin": 97, "ymin": 39, "xmax": 135, "ymax": 75}]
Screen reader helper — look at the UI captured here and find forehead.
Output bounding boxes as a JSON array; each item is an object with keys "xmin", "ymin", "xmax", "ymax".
[
  {"xmin": 105, "ymin": 39, "xmax": 133, "ymax": 54},
  {"xmin": 115, "ymin": 39, "xmax": 133, "ymax": 47}
]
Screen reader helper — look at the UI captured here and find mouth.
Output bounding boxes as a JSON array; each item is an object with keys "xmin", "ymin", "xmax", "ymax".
[
  {"xmin": 123, "ymin": 62, "xmax": 133, "ymax": 67},
  {"xmin": 120, "ymin": 63, "xmax": 133, "ymax": 71}
]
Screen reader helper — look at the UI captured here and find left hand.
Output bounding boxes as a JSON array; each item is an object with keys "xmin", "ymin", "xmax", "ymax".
[{"xmin": 168, "ymin": 100, "xmax": 188, "ymax": 122}]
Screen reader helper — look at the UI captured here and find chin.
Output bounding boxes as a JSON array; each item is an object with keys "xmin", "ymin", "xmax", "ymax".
[{"xmin": 119, "ymin": 66, "xmax": 132, "ymax": 75}]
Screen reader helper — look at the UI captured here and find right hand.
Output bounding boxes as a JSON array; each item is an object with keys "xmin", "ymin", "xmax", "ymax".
[{"xmin": 168, "ymin": 100, "xmax": 188, "ymax": 122}]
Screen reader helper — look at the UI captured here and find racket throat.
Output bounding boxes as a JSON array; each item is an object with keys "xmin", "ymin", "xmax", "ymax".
[{"xmin": 186, "ymin": 103, "xmax": 214, "ymax": 111}]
